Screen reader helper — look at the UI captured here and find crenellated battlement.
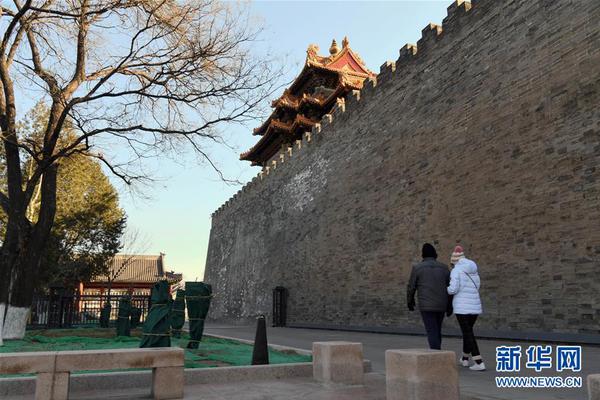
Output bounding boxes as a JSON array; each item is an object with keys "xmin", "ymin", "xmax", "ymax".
[
  {"xmin": 213, "ymin": 0, "xmax": 478, "ymax": 218},
  {"xmin": 418, "ymin": 22, "xmax": 443, "ymax": 49}
]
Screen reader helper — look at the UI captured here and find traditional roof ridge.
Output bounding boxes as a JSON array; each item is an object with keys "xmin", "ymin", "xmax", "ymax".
[
  {"xmin": 305, "ymin": 37, "xmax": 372, "ymax": 75},
  {"xmin": 311, "ymin": 48, "xmax": 371, "ymax": 77},
  {"xmin": 288, "ymin": 37, "xmax": 373, "ymax": 95},
  {"xmin": 90, "ymin": 253, "xmax": 171, "ymax": 284},
  {"xmin": 241, "ymin": 113, "xmax": 319, "ymax": 161},
  {"xmin": 113, "ymin": 254, "xmax": 162, "ymax": 259},
  {"xmin": 270, "ymin": 90, "xmax": 346, "ymax": 113},
  {"xmin": 304, "ymin": 62, "xmax": 370, "ymax": 78},
  {"xmin": 253, "ymin": 116, "xmax": 273, "ymax": 135}
]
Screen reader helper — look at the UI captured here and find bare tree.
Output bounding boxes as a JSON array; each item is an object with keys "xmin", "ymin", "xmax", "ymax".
[{"xmin": 0, "ymin": 0, "xmax": 281, "ymax": 341}]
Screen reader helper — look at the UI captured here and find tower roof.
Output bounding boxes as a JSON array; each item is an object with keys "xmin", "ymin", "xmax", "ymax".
[{"xmin": 241, "ymin": 38, "xmax": 374, "ymax": 166}]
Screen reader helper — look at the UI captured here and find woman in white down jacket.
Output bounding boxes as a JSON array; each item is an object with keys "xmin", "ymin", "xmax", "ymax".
[{"xmin": 447, "ymin": 245, "xmax": 485, "ymax": 371}]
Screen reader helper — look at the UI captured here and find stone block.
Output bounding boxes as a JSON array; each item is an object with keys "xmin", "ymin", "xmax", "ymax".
[
  {"xmin": 152, "ymin": 366, "xmax": 184, "ymax": 399},
  {"xmin": 35, "ymin": 372, "xmax": 69, "ymax": 400},
  {"xmin": 55, "ymin": 348, "xmax": 184, "ymax": 372},
  {"xmin": 0, "ymin": 351, "xmax": 56, "ymax": 374},
  {"xmin": 589, "ymin": 374, "xmax": 600, "ymax": 400},
  {"xmin": 313, "ymin": 341, "xmax": 364, "ymax": 385},
  {"xmin": 386, "ymin": 349, "xmax": 458, "ymax": 400}
]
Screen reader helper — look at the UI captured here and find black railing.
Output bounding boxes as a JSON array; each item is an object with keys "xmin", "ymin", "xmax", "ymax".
[{"xmin": 28, "ymin": 294, "xmax": 151, "ymax": 329}]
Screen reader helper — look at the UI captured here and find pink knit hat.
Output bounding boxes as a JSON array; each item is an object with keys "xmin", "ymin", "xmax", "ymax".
[{"xmin": 450, "ymin": 245, "xmax": 465, "ymax": 264}]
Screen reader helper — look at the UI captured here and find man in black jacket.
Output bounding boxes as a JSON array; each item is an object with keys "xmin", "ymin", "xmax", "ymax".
[{"xmin": 407, "ymin": 243, "xmax": 451, "ymax": 350}]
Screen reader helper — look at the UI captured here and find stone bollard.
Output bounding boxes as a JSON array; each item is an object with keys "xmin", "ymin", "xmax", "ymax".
[
  {"xmin": 589, "ymin": 374, "xmax": 600, "ymax": 400},
  {"xmin": 313, "ymin": 341, "xmax": 364, "ymax": 385},
  {"xmin": 386, "ymin": 349, "xmax": 459, "ymax": 400}
]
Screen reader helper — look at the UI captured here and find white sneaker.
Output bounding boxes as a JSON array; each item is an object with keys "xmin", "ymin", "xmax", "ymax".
[
  {"xmin": 469, "ymin": 362, "xmax": 486, "ymax": 371},
  {"xmin": 460, "ymin": 359, "xmax": 470, "ymax": 367}
]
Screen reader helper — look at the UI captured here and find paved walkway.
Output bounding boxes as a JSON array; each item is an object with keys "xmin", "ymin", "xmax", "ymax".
[
  {"xmin": 9, "ymin": 374, "xmax": 490, "ymax": 400},
  {"xmin": 206, "ymin": 324, "xmax": 599, "ymax": 400},
  {"xmin": 66, "ymin": 374, "xmax": 387, "ymax": 400},
  {"xmin": 68, "ymin": 374, "xmax": 488, "ymax": 400}
]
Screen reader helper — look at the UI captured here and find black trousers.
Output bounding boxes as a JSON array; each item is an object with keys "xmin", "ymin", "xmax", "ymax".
[
  {"xmin": 420, "ymin": 311, "xmax": 445, "ymax": 350},
  {"xmin": 456, "ymin": 314, "xmax": 481, "ymax": 357}
]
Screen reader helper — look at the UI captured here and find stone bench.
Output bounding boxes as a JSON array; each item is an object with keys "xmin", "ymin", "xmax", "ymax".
[
  {"xmin": 589, "ymin": 374, "xmax": 600, "ymax": 400},
  {"xmin": 0, "ymin": 347, "xmax": 184, "ymax": 400},
  {"xmin": 0, "ymin": 351, "xmax": 60, "ymax": 399},
  {"xmin": 386, "ymin": 349, "xmax": 459, "ymax": 400},
  {"xmin": 313, "ymin": 341, "xmax": 364, "ymax": 385}
]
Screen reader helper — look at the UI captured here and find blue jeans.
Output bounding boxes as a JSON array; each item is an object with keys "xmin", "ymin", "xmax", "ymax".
[{"xmin": 420, "ymin": 311, "xmax": 445, "ymax": 350}]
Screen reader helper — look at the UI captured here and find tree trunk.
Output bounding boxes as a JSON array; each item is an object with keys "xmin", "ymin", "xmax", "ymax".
[
  {"xmin": 0, "ymin": 215, "xmax": 22, "ymax": 344},
  {"xmin": 0, "ymin": 246, "xmax": 30, "ymax": 341},
  {"xmin": 0, "ymin": 165, "xmax": 57, "ymax": 341},
  {"xmin": 0, "ymin": 304, "xmax": 4, "ymax": 346},
  {"xmin": 0, "ymin": 228, "xmax": 34, "ymax": 340}
]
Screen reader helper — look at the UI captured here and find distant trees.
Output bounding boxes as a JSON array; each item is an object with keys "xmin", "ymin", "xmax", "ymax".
[
  {"xmin": 0, "ymin": 0, "xmax": 280, "ymax": 341},
  {"xmin": 2, "ymin": 103, "xmax": 126, "ymax": 292}
]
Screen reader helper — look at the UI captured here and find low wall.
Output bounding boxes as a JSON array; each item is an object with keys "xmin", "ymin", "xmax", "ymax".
[
  {"xmin": 0, "ymin": 363, "xmax": 313, "ymax": 397},
  {"xmin": 0, "ymin": 336, "xmax": 372, "ymax": 398}
]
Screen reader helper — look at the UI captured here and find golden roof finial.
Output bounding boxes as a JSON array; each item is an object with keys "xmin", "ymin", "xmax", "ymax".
[
  {"xmin": 329, "ymin": 39, "xmax": 339, "ymax": 55},
  {"xmin": 342, "ymin": 36, "xmax": 349, "ymax": 48}
]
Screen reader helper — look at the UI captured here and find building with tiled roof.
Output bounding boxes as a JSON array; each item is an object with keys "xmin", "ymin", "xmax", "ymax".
[
  {"xmin": 240, "ymin": 37, "xmax": 374, "ymax": 166},
  {"xmin": 81, "ymin": 253, "xmax": 183, "ymax": 296}
]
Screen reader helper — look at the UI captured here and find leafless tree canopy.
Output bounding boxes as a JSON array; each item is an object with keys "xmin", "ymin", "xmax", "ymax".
[
  {"xmin": 2, "ymin": 0, "xmax": 279, "ymax": 186},
  {"xmin": 0, "ymin": 0, "xmax": 281, "ymax": 331}
]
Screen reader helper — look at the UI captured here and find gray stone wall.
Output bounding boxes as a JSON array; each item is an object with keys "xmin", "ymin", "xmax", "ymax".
[{"xmin": 204, "ymin": 0, "xmax": 600, "ymax": 335}]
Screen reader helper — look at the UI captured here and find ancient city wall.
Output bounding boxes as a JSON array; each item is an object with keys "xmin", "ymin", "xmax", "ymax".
[{"xmin": 204, "ymin": 0, "xmax": 600, "ymax": 336}]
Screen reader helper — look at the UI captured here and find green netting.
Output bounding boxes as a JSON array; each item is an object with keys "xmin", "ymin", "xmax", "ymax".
[
  {"xmin": 99, "ymin": 302, "xmax": 111, "ymax": 328},
  {"xmin": 140, "ymin": 280, "xmax": 171, "ymax": 348},
  {"xmin": 116, "ymin": 297, "xmax": 132, "ymax": 336},
  {"xmin": 171, "ymin": 289, "xmax": 186, "ymax": 338},
  {"xmin": 0, "ymin": 328, "xmax": 311, "ymax": 375},
  {"xmin": 130, "ymin": 307, "xmax": 142, "ymax": 329},
  {"xmin": 185, "ymin": 282, "xmax": 212, "ymax": 349},
  {"xmin": 175, "ymin": 336, "xmax": 310, "ymax": 368}
]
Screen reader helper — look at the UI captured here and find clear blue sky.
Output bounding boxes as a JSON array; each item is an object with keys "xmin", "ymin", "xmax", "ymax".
[{"xmin": 118, "ymin": 1, "xmax": 449, "ymax": 281}]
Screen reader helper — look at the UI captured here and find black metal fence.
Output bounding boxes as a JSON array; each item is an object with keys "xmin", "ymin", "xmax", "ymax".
[{"xmin": 28, "ymin": 293, "xmax": 151, "ymax": 329}]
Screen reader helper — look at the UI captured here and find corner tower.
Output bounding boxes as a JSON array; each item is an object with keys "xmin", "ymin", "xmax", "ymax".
[{"xmin": 240, "ymin": 38, "xmax": 374, "ymax": 166}]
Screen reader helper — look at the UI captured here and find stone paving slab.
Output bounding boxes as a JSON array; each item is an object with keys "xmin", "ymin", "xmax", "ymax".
[
  {"xmin": 3, "ymin": 375, "xmax": 384, "ymax": 400},
  {"xmin": 67, "ymin": 374, "xmax": 387, "ymax": 400},
  {"xmin": 47, "ymin": 374, "xmax": 490, "ymax": 400}
]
